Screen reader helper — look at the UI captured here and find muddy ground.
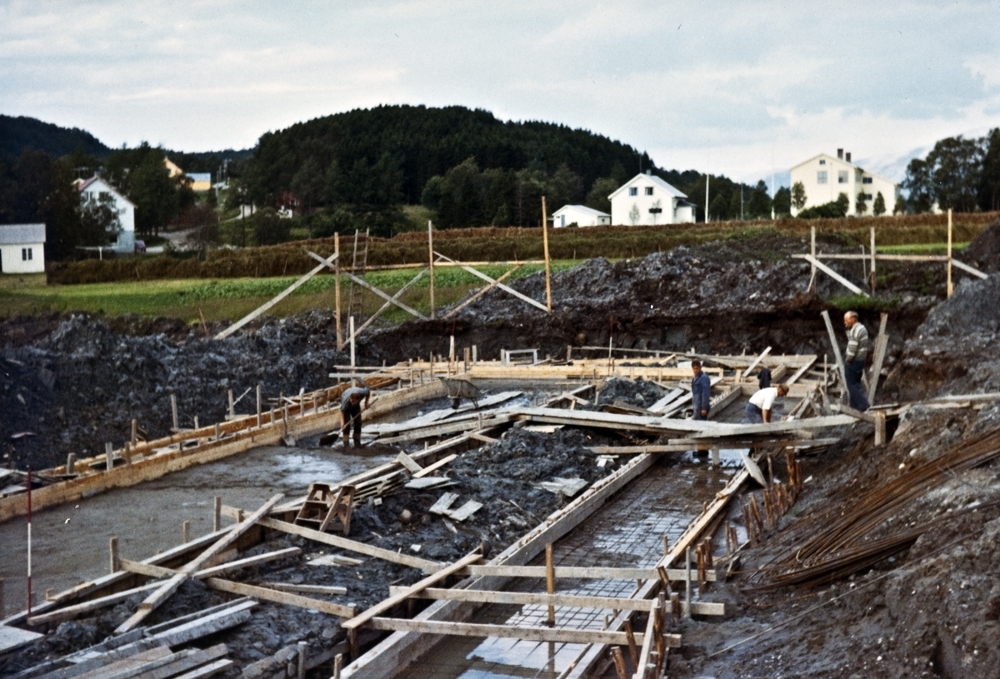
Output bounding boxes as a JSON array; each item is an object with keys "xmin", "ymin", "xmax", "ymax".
[{"xmin": 3, "ymin": 225, "xmax": 1000, "ymax": 678}]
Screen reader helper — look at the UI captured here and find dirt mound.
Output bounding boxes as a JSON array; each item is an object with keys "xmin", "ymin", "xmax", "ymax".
[
  {"xmin": 887, "ymin": 273, "xmax": 1000, "ymax": 401},
  {"xmin": 1, "ymin": 312, "xmax": 347, "ymax": 470},
  {"xmin": 962, "ymin": 219, "xmax": 1000, "ymax": 273}
]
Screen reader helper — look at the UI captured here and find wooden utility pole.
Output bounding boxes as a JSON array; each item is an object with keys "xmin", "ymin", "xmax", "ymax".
[
  {"xmin": 335, "ymin": 232, "xmax": 342, "ymax": 349},
  {"xmin": 947, "ymin": 209, "xmax": 953, "ymax": 297},
  {"xmin": 541, "ymin": 196, "xmax": 552, "ymax": 312},
  {"xmin": 870, "ymin": 226, "xmax": 877, "ymax": 294},
  {"xmin": 428, "ymin": 220, "xmax": 435, "ymax": 319}
]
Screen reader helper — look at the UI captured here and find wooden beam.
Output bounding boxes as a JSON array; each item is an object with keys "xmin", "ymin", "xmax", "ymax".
[
  {"xmin": 346, "ymin": 266, "xmax": 428, "ymax": 343},
  {"xmin": 221, "ymin": 510, "xmax": 441, "ymax": 572},
  {"xmin": 952, "ymin": 258, "xmax": 988, "ymax": 279},
  {"xmin": 27, "ymin": 581, "xmax": 162, "ymax": 626},
  {"xmin": 120, "ymin": 547, "xmax": 302, "ymax": 581},
  {"xmin": 802, "ymin": 255, "xmax": 869, "ymax": 296},
  {"xmin": 867, "ymin": 313, "xmax": 890, "ymax": 405},
  {"xmin": 342, "ymin": 551, "xmax": 483, "ymax": 630},
  {"xmin": 821, "ymin": 310, "xmax": 847, "ymax": 391},
  {"xmin": 216, "ymin": 252, "xmax": 338, "ymax": 339},
  {"xmin": 308, "ymin": 251, "xmax": 428, "ymax": 320},
  {"xmin": 388, "ymin": 587, "xmax": 723, "ymax": 613},
  {"xmin": 460, "ymin": 565, "xmax": 716, "ymax": 581},
  {"xmin": 115, "ymin": 493, "xmax": 284, "ymax": 634},
  {"xmin": 434, "ymin": 251, "xmax": 548, "ymax": 312},
  {"xmin": 205, "ymin": 578, "xmax": 355, "ymax": 618},
  {"xmin": 363, "ymin": 617, "xmax": 681, "ymax": 647},
  {"xmin": 443, "ymin": 265, "xmax": 522, "ymax": 319},
  {"xmin": 742, "ymin": 346, "xmax": 772, "ymax": 376}
]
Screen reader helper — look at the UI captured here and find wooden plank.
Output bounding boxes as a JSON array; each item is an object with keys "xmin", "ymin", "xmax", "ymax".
[
  {"xmin": 363, "ymin": 617, "xmax": 681, "ymax": 647},
  {"xmin": 341, "ymin": 270, "xmax": 428, "ymax": 320},
  {"xmin": 115, "ymin": 493, "xmax": 284, "ymax": 634},
  {"xmin": 428, "ymin": 493, "xmax": 460, "ymax": 515},
  {"xmin": 868, "ymin": 314, "xmax": 890, "ymax": 404},
  {"xmin": 786, "ymin": 357, "xmax": 818, "ymax": 385},
  {"xmin": 27, "ymin": 582, "xmax": 163, "ymax": 626},
  {"xmin": 133, "ymin": 643, "xmax": 229, "ymax": 678},
  {"xmin": 412, "ymin": 454, "xmax": 458, "ymax": 479},
  {"xmin": 803, "ymin": 255, "xmax": 868, "ymax": 296},
  {"xmin": 216, "ymin": 252, "xmax": 338, "ymax": 339},
  {"xmin": 688, "ymin": 415, "xmax": 855, "ymax": 438},
  {"xmin": 443, "ymin": 264, "xmax": 523, "ymax": 319},
  {"xmin": 69, "ymin": 646, "xmax": 175, "ymax": 679},
  {"xmin": 389, "ymin": 587, "xmax": 723, "ymax": 614},
  {"xmin": 434, "ymin": 251, "xmax": 549, "ymax": 312},
  {"xmin": 742, "ymin": 346, "xmax": 772, "ymax": 376},
  {"xmin": 376, "ymin": 414, "xmax": 513, "ymax": 444},
  {"xmin": 204, "ymin": 579, "xmax": 355, "ymax": 618},
  {"xmin": 707, "ymin": 385, "xmax": 742, "ymax": 419},
  {"xmin": 820, "ymin": 310, "xmax": 847, "ymax": 392},
  {"xmin": 170, "ymin": 658, "xmax": 234, "ymax": 679},
  {"xmin": 460, "ymin": 565, "xmax": 716, "ymax": 582},
  {"xmin": 394, "ymin": 452, "xmax": 423, "ymax": 474},
  {"xmin": 952, "ymin": 258, "xmax": 988, "ymax": 279},
  {"xmin": 143, "ymin": 599, "xmax": 254, "ymax": 637},
  {"xmin": 148, "ymin": 603, "xmax": 255, "ymax": 647},
  {"xmin": 633, "ymin": 598, "xmax": 660, "ymax": 677},
  {"xmin": 221, "ymin": 510, "xmax": 442, "ymax": 572},
  {"xmin": 341, "ymin": 551, "xmax": 483, "ymax": 630},
  {"xmin": 259, "ymin": 583, "xmax": 348, "ymax": 596},
  {"xmin": 343, "ymin": 264, "xmax": 428, "ymax": 342},
  {"xmin": 121, "ymin": 548, "xmax": 301, "ymax": 582},
  {"xmin": 0, "ymin": 624, "xmax": 43, "ymax": 653},
  {"xmin": 446, "ymin": 500, "xmax": 483, "ymax": 522}
]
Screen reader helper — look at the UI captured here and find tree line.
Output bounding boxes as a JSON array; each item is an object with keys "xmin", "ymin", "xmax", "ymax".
[{"xmin": 905, "ymin": 129, "xmax": 1000, "ymax": 213}]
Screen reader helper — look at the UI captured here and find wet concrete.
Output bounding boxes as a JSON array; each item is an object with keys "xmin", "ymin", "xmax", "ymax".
[{"xmin": 0, "ymin": 444, "xmax": 395, "ymax": 617}]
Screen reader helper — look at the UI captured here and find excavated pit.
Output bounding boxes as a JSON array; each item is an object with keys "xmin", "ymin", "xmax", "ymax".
[{"xmin": 3, "ymin": 226, "xmax": 1000, "ymax": 677}]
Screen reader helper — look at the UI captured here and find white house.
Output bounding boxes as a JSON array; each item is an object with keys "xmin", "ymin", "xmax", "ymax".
[
  {"xmin": 0, "ymin": 223, "xmax": 46, "ymax": 274},
  {"xmin": 551, "ymin": 205, "xmax": 611, "ymax": 227},
  {"xmin": 789, "ymin": 149, "xmax": 901, "ymax": 216},
  {"xmin": 76, "ymin": 176, "xmax": 137, "ymax": 252},
  {"xmin": 609, "ymin": 172, "xmax": 696, "ymax": 226}
]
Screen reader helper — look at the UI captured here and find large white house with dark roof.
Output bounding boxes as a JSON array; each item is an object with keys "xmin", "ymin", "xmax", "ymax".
[
  {"xmin": 76, "ymin": 175, "xmax": 136, "ymax": 252},
  {"xmin": 0, "ymin": 223, "xmax": 46, "ymax": 274},
  {"xmin": 609, "ymin": 172, "xmax": 695, "ymax": 225},
  {"xmin": 789, "ymin": 149, "xmax": 901, "ymax": 216}
]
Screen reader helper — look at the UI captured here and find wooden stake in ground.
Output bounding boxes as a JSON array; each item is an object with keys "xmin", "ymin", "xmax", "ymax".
[
  {"xmin": 428, "ymin": 220, "xmax": 435, "ymax": 320},
  {"xmin": 947, "ymin": 208, "xmax": 953, "ymax": 297},
  {"xmin": 870, "ymin": 226, "xmax": 877, "ymax": 294},
  {"xmin": 542, "ymin": 195, "xmax": 552, "ymax": 312},
  {"xmin": 335, "ymin": 232, "xmax": 343, "ymax": 350}
]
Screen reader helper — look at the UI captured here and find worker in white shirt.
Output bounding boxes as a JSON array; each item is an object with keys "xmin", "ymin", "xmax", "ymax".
[{"xmin": 745, "ymin": 384, "xmax": 789, "ymax": 424}]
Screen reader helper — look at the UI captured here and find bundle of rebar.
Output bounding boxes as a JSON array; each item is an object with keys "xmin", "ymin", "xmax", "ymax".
[{"xmin": 751, "ymin": 428, "xmax": 1000, "ymax": 588}]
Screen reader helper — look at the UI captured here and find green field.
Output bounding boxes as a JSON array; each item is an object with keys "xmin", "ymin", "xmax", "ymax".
[{"xmin": 0, "ymin": 262, "xmax": 580, "ymax": 324}]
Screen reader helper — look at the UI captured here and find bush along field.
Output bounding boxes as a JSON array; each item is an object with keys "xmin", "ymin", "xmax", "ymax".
[{"xmin": 46, "ymin": 212, "xmax": 999, "ymax": 285}]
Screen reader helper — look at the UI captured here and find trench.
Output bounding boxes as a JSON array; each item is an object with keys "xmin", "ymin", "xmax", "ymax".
[{"xmin": 397, "ymin": 453, "xmax": 745, "ymax": 679}]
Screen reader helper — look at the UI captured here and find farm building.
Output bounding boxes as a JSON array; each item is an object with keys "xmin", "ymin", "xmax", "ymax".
[
  {"xmin": 0, "ymin": 223, "xmax": 46, "ymax": 274},
  {"xmin": 551, "ymin": 204, "xmax": 611, "ymax": 227}
]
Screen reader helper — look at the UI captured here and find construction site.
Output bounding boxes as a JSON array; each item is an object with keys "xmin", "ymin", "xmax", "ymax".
[{"xmin": 3, "ymin": 220, "xmax": 1000, "ymax": 679}]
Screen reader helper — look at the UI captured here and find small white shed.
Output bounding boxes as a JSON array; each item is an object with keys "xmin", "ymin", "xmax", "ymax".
[
  {"xmin": 551, "ymin": 205, "xmax": 611, "ymax": 228},
  {"xmin": 0, "ymin": 223, "xmax": 46, "ymax": 274}
]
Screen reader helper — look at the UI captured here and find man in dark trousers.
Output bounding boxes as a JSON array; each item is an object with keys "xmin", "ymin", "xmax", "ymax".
[
  {"xmin": 843, "ymin": 311, "xmax": 870, "ymax": 411},
  {"xmin": 339, "ymin": 378, "xmax": 370, "ymax": 449},
  {"xmin": 691, "ymin": 360, "xmax": 711, "ymax": 420}
]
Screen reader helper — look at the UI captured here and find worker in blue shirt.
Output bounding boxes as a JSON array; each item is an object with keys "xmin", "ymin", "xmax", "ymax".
[{"xmin": 691, "ymin": 360, "xmax": 711, "ymax": 420}]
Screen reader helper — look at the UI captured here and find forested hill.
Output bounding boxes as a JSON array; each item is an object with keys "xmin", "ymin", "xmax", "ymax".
[
  {"xmin": 245, "ymin": 105, "xmax": 699, "ymax": 221},
  {"xmin": 0, "ymin": 115, "xmax": 111, "ymax": 161}
]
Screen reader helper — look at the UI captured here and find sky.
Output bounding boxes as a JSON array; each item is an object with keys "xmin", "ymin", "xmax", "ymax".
[{"xmin": 2, "ymin": 0, "xmax": 999, "ymax": 186}]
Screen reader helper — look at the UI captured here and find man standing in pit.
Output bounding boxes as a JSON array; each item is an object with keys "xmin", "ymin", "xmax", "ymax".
[
  {"xmin": 691, "ymin": 360, "xmax": 711, "ymax": 420},
  {"xmin": 745, "ymin": 384, "xmax": 789, "ymax": 423},
  {"xmin": 339, "ymin": 377, "xmax": 370, "ymax": 449},
  {"xmin": 843, "ymin": 310, "xmax": 870, "ymax": 411}
]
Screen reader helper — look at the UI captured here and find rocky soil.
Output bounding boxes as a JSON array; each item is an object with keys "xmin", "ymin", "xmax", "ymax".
[{"xmin": 4, "ymin": 226, "xmax": 1000, "ymax": 678}]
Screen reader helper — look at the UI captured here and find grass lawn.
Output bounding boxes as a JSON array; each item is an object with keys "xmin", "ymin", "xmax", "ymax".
[
  {"xmin": 0, "ymin": 262, "xmax": 581, "ymax": 324},
  {"xmin": 877, "ymin": 242, "xmax": 971, "ymax": 255}
]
